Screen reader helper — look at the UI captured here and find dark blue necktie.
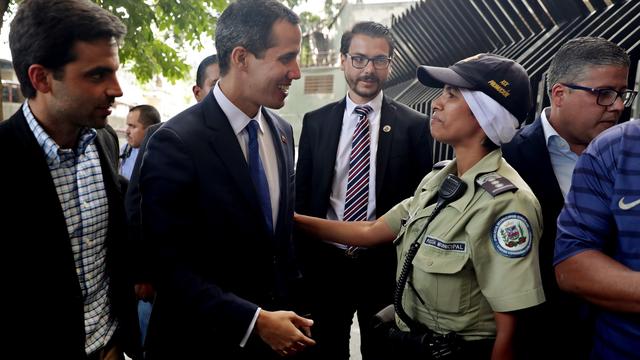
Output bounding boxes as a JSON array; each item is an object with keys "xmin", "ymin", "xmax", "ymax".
[{"xmin": 246, "ymin": 120, "xmax": 273, "ymax": 234}]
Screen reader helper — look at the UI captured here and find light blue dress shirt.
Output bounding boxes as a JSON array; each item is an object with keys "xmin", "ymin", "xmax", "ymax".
[{"xmin": 540, "ymin": 107, "xmax": 579, "ymax": 198}]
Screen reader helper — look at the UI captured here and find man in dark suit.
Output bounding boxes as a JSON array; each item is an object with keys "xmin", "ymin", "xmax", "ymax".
[
  {"xmin": 139, "ymin": 1, "xmax": 315, "ymax": 359},
  {"xmin": 295, "ymin": 21, "xmax": 433, "ymax": 360},
  {"xmin": 502, "ymin": 37, "xmax": 631, "ymax": 359},
  {"xmin": 0, "ymin": 0, "xmax": 140, "ymax": 359},
  {"xmin": 123, "ymin": 54, "xmax": 219, "ymax": 354},
  {"xmin": 192, "ymin": 54, "xmax": 221, "ymax": 103}
]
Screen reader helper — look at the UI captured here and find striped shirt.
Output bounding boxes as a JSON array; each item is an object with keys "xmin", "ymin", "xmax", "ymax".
[
  {"xmin": 23, "ymin": 102, "xmax": 117, "ymax": 355},
  {"xmin": 555, "ymin": 119, "xmax": 640, "ymax": 359}
]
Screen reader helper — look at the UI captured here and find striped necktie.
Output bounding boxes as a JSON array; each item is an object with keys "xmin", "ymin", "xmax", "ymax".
[{"xmin": 343, "ymin": 105, "xmax": 373, "ymax": 222}]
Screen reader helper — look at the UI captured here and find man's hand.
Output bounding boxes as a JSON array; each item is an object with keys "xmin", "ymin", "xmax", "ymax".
[{"xmin": 255, "ymin": 310, "xmax": 315, "ymax": 356}]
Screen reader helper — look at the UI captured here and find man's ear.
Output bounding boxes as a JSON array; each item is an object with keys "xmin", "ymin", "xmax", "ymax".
[
  {"xmin": 192, "ymin": 85, "xmax": 201, "ymax": 100},
  {"xmin": 28, "ymin": 64, "xmax": 53, "ymax": 94},
  {"xmin": 550, "ymin": 83, "xmax": 565, "ymax": 107},
  {"xmin": 230, "ymin": 46, "xmax": 249, "ymax": 71}
]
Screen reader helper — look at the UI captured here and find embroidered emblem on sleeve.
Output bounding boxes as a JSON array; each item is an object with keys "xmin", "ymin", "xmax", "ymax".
[{"xmin": 491, "ymin": 213, "xmax": 532, "ymax": 258}]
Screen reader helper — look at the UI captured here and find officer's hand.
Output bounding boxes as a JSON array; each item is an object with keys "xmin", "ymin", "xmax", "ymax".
[{"xmin": 255, "ymin": 310, "xmax": 315, "ymax": 356}]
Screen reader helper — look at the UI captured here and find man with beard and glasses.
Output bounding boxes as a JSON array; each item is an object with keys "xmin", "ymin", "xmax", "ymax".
[
  {"xmin": 0, "ymin": 0, "xmax": 141, "ymax": 359},
  {"xmin": 295, "ymin": 21, "xmax": 433, "ymax": 360}
]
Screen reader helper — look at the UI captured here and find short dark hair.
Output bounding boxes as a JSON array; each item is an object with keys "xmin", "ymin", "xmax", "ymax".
[
  {"xmin": 340, "ymin": 21, "xmax": 395, "ymax": 57},
  {"xmin": 130, "ymin": 105, "xmax": 161, "ymax": 128},
  {"xmin": 195, "ymin": 55, "xmax": 219, "ymax": 88},
  {"xmin": 9, "ymin": 0, "xmax": 126, "ymax": 99},
  {"xmin": 547, "ymin": 37, "xmax": 630, "ymax": 93},
  {"xmin": 215, "ymin": 0, "xmax": 299, "ymax": 76}
]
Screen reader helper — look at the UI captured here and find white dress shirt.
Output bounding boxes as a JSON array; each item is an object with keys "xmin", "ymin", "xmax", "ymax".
[
  {"xmin": 213, "ymin": 83, "xmax": 280, "ymax": 227},
  {"xmin": 327, "ymin": 91, "xmax": 383, "ymax": 223},
  {"xmin": 213, "ymin": 83, "xmax": 282, "ymax": 347},
  {"xmin": 541, "ymin": 107, "xmax": 579, "ymax": 198},
  {"xmin": 326, "ymin": 91, "xmax": 383, "ymax": 250}
]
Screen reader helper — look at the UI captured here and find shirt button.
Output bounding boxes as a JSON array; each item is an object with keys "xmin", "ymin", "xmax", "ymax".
[{"xmin": 426, "ymin": 260, "xmax": 433, "ymax": 266}]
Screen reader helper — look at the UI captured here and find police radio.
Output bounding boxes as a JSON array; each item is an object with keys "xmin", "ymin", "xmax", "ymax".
[{"xmin": 390, "ymin": 174, "xmax": 467, "ymax": 359}]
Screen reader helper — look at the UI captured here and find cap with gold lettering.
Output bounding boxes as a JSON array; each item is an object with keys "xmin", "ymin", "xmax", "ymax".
[{"xmin": 416, "ymin": 53, "xmax": 532, "ymax": 123}]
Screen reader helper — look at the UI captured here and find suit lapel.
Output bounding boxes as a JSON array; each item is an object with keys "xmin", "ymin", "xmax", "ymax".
[
  {"xmin": 262, "ymin": 108, "xmax": 289, "ymax": 236},
  {"xmin": 318, "ymin": 99, "xmax": 346, "ymax": 199},
  {"xmin": 375, "ymin": 97, "xmax": 394, "ymax": 197},
  {"xmin": 202, "ymin": 95, "xmax": 263, "ymax": 219},
  {"xmin": 520, "ymin": 118, "xmax": 564, "ymax": 203},
  {"xmin": 94, "ymin": 129, "xmax": 121, "ymax": 195},
  {"xmin": 11, "ymin": 111, "xmax": 82, "ymax": 277}
]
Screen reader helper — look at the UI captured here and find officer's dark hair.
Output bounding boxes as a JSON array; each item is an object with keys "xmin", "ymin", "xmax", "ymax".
[
  {"xmin": 547, "ymin": 37, "xmax": 630, "ymax": 95},
  {"xmin": 129, "ymin": 105, "xmax": 161, "ymax": 129},
  {"xmin": 215, "ymin": 0, "xmax": 299, "ymax": 76},
  {"xmin": 340, "ymin": 21, "xmax": 395, "ymax": 57},
  {"xmin": 195, "ymin": 55, "xmax": 219, "ymax": 88},
  {"xmin": 9, "ymin": 0, "xmax": 127, "ymax": 99}
]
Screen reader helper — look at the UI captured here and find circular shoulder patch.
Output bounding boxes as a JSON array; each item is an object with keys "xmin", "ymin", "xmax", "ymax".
[{"xmin": 491, "ymin": 213, "xmax": 532, "ymax": 258}]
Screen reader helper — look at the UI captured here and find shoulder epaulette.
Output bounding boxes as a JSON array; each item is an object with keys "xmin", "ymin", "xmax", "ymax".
[
  {"xmin": 432, "ymin": 160, "xmax": 451, "ymax": 170},
  {"xmin": 476, "ymin": 172, "xmax": 518, "ymax": 197}
]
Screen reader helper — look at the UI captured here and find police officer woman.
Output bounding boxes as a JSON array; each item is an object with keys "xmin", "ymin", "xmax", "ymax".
[{"xmin": 295, "ymin": 54, "xmax": 545, "ymax": 359}]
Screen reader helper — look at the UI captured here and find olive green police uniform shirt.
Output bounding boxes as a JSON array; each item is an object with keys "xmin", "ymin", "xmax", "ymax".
[{"xmin": 384, "ymin": 149, "xmax": 545, "ymax": 341}]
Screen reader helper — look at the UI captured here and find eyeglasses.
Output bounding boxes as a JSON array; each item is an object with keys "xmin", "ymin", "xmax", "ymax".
[
  {"xmin": 561, "ymin": 83, "xmax": 638, "ymax": 108},
  {"xmin": 346, "ymin": 54, "xmax": 392, "ymax": 69}
]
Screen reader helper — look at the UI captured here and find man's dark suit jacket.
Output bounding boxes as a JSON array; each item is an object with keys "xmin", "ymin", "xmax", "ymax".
[
  {"xmin": 0, "ymin": 110, "xmax": 140, "ymax": 359},
  {"xmin": 125, "ymin": 122, "xmax": 161, "ymax": 284},
  {"xmin": 296, "ymin": 96, "xmax": 432, "ymax": 220},
  {"xmin": 295, "ymin": 96, "xmax": 432, "ymax": 305},
  {"xmin": 140, "ymin": 92, "xmax": 299, "ymax": 359},
  {"xmin": 502, "ymin": 116, "xmax": 591, "ymax": 359}
]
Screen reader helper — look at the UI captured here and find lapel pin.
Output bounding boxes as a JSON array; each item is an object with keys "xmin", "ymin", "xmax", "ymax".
[
  {"xmin": 383, "ymin": 125, "xmax": 391, "ymax": 133},
  {"xmin": 281, "ymin": 134, "xmax": 287, "ymax": 144}
]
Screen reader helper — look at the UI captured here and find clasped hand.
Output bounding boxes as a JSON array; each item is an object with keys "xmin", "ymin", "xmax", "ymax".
[{"xmin": 255, "ymin": 310, "xmax": 316, "ymax": 357}]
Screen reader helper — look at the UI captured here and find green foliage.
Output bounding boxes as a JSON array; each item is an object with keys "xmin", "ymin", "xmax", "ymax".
[
  {"xmin": 96, "ymin": 0, "xmax": 228, "ymax": 83},
  {"xmin": 4, "ymin": 0, "xmax": 342, "ymax": 83}
]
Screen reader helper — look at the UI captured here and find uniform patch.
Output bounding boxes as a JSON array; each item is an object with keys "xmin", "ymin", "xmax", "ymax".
[
  {"xmin": 424, "ymin": 236, "xmax": 466, "ymax": 252},
  {"xmin": 491, "ymin": 213, "xmax": 532, "ymax": 258},
  {"xmin": 476, "ymin": 172, "xmax": 517, "ymax": 197}
]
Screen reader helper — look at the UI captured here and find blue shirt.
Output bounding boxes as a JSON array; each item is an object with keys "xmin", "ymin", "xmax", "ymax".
[
  {"xmin": 23, "ymin": 101, "xmax": 116, "ymax": 355},
  {"xmin": 541, "ymin": 107, "xmax": 579, "ymax": 198},
  {"xmin": 119, "ymin": 144, "xmax": 138, "ymax": 180},
  {"xmin": 555, "ymin": 120, "xmax": 640, "ymax": 359}
]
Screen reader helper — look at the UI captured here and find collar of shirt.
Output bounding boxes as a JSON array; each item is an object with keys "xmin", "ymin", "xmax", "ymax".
[
  {"xmin": 540, "ymin": 106, "xmax": 574, "ymax": 156},
  {"xmin": 422, "ymin": 149, "xmax": 504, "ymax": 213},
  {"xmin": 345, "ymin": 90, "xmax": 383, "ymax": 123},
  {"xmin": 213, "ymin": 83, "xmax": 266, "ymax": 136},
  {"xmin": 22, "ymin": 101, "xmax": 97, "ymax": 168}
]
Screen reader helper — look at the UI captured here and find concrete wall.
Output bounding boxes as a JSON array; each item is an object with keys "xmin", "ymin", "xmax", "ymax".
[
  {"xmin": 275, "ymin": 1, "xmax": 417, "ymax": 143},
  {"xmin": 276, "ymin": 66, "xmax": 348, "ymax": 143}
]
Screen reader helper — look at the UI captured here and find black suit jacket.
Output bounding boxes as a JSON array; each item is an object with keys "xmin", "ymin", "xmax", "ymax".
[
  {"xmin": 296, "ymin": 96, "xmax": 433, "ymax": 219},
  {"xmin": 140, "ymin": 92, "xmax": 298, "ymax": 359},
  {"xmin": 502, "ymin": 116, "xmax": 564, "ymax": 296},
  {"xmin": 125, "ymin": 122, "xmax": 161, "ymax": 283},
  {"xmin": 0, "ymin": 110, "xmax": 140, "ymax": 359},
  {"xmin": 502, "ymin": 115, "xmax": 591, "ymax": 358},
  {"xmin": 295, "ymin": 96, "xmax": 432, "ymax": 295}
]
